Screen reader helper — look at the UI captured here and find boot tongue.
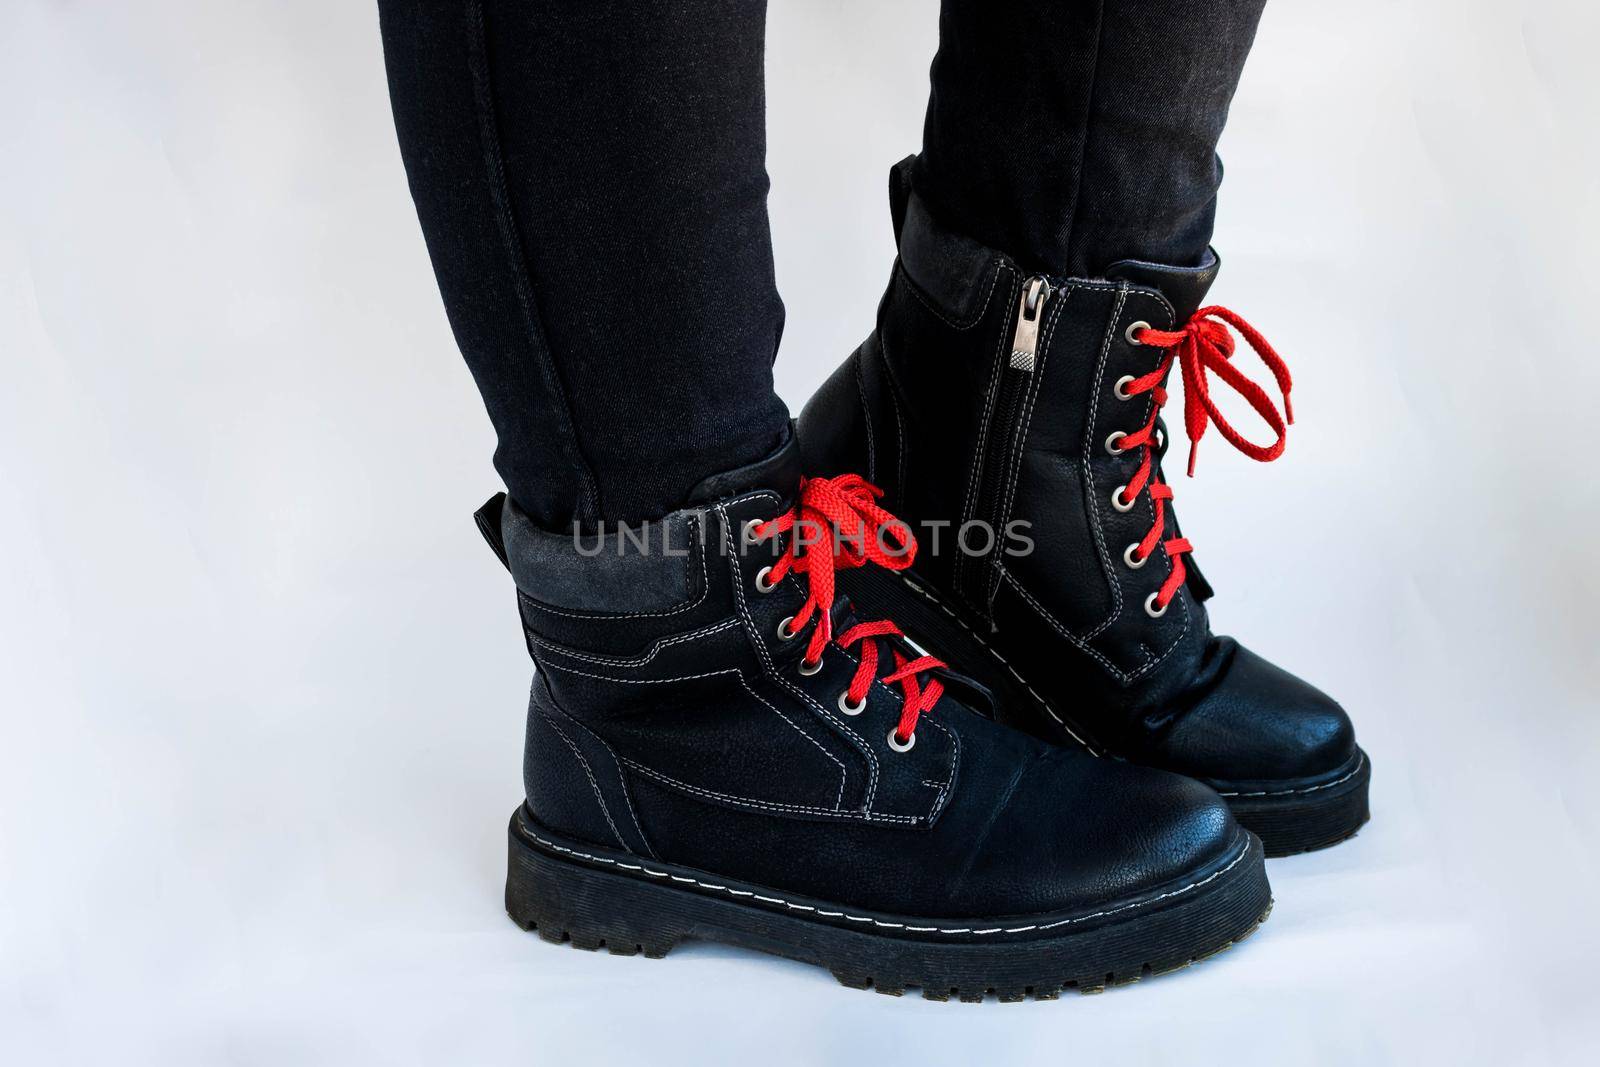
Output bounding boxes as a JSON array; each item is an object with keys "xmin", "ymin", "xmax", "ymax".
[
  {"xmin": 1104, "ymin": 248, "xmax": 1222, "ymax": 322},
  {"xmin": 686, "ymin": 423, "xmax": 802, "ymax": 506}
]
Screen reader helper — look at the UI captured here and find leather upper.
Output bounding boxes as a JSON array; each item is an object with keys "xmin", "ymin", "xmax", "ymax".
[
  {"xmin": 796, "ymin": 158, "xmax": 1357, "ymax": 790},
  {"xmin": 483, "ymin": 438, "xmax": 1247, "ymax": 918}
]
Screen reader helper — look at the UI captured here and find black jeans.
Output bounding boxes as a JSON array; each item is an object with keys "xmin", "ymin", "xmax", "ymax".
[{"xmin": 378, "ymin": 0, "xmax": 1267, "ymax": 528}]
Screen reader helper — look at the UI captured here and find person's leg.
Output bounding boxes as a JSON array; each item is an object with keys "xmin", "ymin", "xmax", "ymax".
[
  {"xmin": 377, "ymin": 0, "xmax": 789, "ymax": 528},
  {"xmin": 913, "ymin": 0, "xmax": 1267, "ymax": 276},
  {"xmin": 380, "ymin": 3, "xmax": 1275, "ymax": 989}
]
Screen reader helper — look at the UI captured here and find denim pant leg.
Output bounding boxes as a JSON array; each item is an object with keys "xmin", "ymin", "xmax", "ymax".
[
  {"xmin": 915, "ymin": 0, "xmax": 1270, "ymax": 276},
  {"xmin": 378, "ymin": 0, "xmax": 790, "ymax": 528}
]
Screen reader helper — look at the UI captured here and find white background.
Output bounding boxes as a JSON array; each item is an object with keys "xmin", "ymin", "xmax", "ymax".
[{"xmin": 3, "ymin": 1, "xmax": 1598, "ymax": 1064}]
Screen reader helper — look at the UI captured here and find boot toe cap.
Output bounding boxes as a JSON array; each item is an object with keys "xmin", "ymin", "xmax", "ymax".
[
  {"xmin": 961, "ymin": 752, "xmax": 1245, "ymax": 915},
  {"xmin": 1157, "ymin": 638, "xmax": 1358, "ymax": 787}
]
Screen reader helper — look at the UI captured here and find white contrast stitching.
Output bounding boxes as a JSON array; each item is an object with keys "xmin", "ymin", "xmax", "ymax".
[
  {"xmin": 737, "ymin": 672, "xmax": 848, "ymax": 810},
  {"xmin": 1215, "ymin": 752, "xmax": 1368, "ymax": 798},
  {"xmin": 543, "ymin": 715, "xmax": 629, "ymax": 852},
  {"xmin": 954, "ymin": 265, "xmax": 1021, "ymax": 599},
  {"xmin": 516, "ymin": 810, "xmax": 1253, "ymax": 936},
  {"xmin": 889, "ymin": 569, "xmax": 1356, "ymax": 800},
  {"xmin": 1077, "ymin": 284, "xmax": 1133, "ymax": 640},
  {"xmin": 977, "ymin": 284, "xmax": 1192, "ymax": 683},
  {"xmin": 984, "ymin": 286, "xmax": 1065, "ymax": 610},
  {"xmin": 539, "ymin": 661, "xmax": 736, "ymax": 686},
  {"xmin": 720, "ymin": 500, "xmax": 883, "ymax": 808},
  {"xmin": 824, "ymin": 642, "xmax": 958, "ymax": 823},
  {"xmin": 1068, "ymin": 287, "xmax": 1195, "ymax": 668},
  {"xmin": 999, "ymin": 566, "xmax": 1191, "ymax": 685},
  {"xmin": 538, "ymin": 659, "xmax": 849, "ymax": 808},
  {"xmin": 526, "ymin": 619, "xmax": 738, "ymax": 666},
  {"xmin": 622, "ymin": 758, "xmax": 917, "ymax": 824},
  {"xmin": 551, "ymin": 707, "xmax": 657, "ymax": 858},
  {"xmin": 896, "ymin": 257, "xmax": 1008, "ymax": 332},
  {"xmin": 919, "ymin": 717, "xmax": 959, "ymax": 817},
  {"xmin": 891, "ymin": 570, "xmax": 1100, "ymax": 753}
]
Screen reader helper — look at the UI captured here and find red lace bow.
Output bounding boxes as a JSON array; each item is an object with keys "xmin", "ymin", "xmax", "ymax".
[{"xmin": 1133, "ymin": 306, "xmax": 1294, "ymax": 477}]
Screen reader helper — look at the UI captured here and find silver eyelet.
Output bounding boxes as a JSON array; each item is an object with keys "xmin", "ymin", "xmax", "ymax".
[
  {"xmin": 838, "ymin": 692, "xmax": 866, "ymax": 716},
  {"xmin": 798, "ymin": 656, "xmax": 823, "ymax": 676},
  {"xmin": 887, "ymin": 729, "xmax": 916, "ymax": 753},
  {"xmin": 742, "ymin": 517, "xmax": 767, "ymax": 543},
  {"xmin": 754, "ymin": 565, "xmax": 777, "ymax": 593},
  {"xmin": 1144, "ymin": 592, "xmax": 1169, "ymax": 618},
  {"xmin": 1111, "ymin": 485, "xmax": 1136, "ymax": 513},
  {"xmin": 1105, "ymin": 431, "xmax": 1128, "ymax": 456},
  {"xmin": 1114, "ymin": 375, "xmax": 1136, "ymax": 401},
  {"xmin": 776, "ymin": 616, "xmax": 798, "ymax": 640},
  {"xmin": 1123, "ymin": 542, "xmax": 1148, "ymax": 569},
  {"xmin": 1156, "ymin": 428, "xmax": 1166, "ymax": 452},
  {"xmin": 1125, "ymin": 320, "xmax": 1151, "ymax": 345}
]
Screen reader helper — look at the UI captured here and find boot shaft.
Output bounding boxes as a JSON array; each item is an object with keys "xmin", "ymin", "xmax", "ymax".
[
  {"xmin": 473, "ymin": 454, "xmax": 966, "ymax": 847},
  {"xmin": 475, "ymin": 473, "xmax": 1260, "ymax": 918},
  {"xmin": 803, "ymin": 160, "xmax": 1222, "ymax": 732}
]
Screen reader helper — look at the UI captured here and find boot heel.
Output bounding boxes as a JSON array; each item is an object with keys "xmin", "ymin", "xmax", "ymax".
[{"xmin": 505, "ymin": 809, "xmax": 681, "ymax": 958}]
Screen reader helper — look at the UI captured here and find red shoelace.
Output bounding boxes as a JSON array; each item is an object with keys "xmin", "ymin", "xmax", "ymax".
[
  {"xmin": 752, "ymin": 474, "xmax": 945, "ymax": 746},
  {"xmin": 1117, "ymin": 306, "xmax": 1294, "ymax": 616}
]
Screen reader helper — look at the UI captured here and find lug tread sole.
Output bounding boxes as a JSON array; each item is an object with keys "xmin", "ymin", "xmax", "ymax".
[
  {"xmin": 513, "ymin": 890, "xmax": 1271, "ymax": 1003},
  {"xmin": 506, "ymin": 809, "xmax": 1272, "ymax": 1002}
]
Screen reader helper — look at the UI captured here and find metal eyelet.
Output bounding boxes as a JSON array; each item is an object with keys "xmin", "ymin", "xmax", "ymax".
[
  {"xmin": 1144, "ymin": 592, "xmax": 1169, "ymax": 618},
  {"xmin": 1156, "ymin": 428, "xmax": 1166, "ymax": 452},
  {"xmin": 1114, "ymin": 375, "xmax": 1136, "ymax": 401},
  {"xmin": 776, "ymin": 616, "xmax": 798, "ymax": 640},
  {"xmin": 838, "ymin": 692, "xmax": 866, "ymax": 716},
  {"xmin": 1123, "ymin": 542, "xmax": 1148, "ymax": 569},
  {"xmin": 1125, "ymin": 320, "xmax": 1151, "ymax": 346},
  {"xmin": 1105, "ymin": 431, "xmax": 1128, "ymax": 456},
  {"xmin": 887, "ymin": 729, "xmax": 916, "ymax": 753},
  {"xmin": 742, "ymin": 517, "xmax": 767, "ymax": 543},
  {"xmin": 1111, "ymin": 485, "xmax": 1136, "ymax": 513},
  {"xmin": 798, "ymin": 656, "xmax": 823, "ymax": 676},
  {"xmin": 754, "ymin": 566, "xmax": 777, "ymax": 593}
]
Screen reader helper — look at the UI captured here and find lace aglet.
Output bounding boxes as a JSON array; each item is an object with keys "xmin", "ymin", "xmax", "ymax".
[{"xmin": 1186, "ymin": 444, "xmax": 1199, "ymax": 478}]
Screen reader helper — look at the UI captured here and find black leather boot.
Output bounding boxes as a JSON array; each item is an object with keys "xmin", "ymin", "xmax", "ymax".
[
  {"xmin": 798, "ymin": 160, "xmax": 1369, "ymax": 856},
  {"xmin": 479, "ymin": 434, "xmax": 1270, "ymax": 998}
]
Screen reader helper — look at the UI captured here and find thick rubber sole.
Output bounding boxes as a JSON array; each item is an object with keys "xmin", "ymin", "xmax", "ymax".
[
  {"xmin": 1221, "ymin": 749, "xmax": 1370, "ymax": 856},
  {"xmin": 506, "ymin": 807, "xmax": 1272, "ymax": 1001},
  {"xmin": 838, "ymin": 564, "xmax": 1370, "ymax": 859}
]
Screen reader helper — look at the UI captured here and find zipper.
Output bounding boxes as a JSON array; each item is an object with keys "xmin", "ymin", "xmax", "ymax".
[
  {"xmin": 1007, "ymin": 276, "xmax": 1050, "ymax": 371},
  {"xmin": 958, "ymin": 276, "xmax": 1051, "ymax": 621}
]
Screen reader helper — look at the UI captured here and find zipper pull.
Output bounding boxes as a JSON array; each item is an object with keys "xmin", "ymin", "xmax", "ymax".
[{"xmin": 1007, "ymin": 276, "xmax": 1051, "ymax": 371}]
